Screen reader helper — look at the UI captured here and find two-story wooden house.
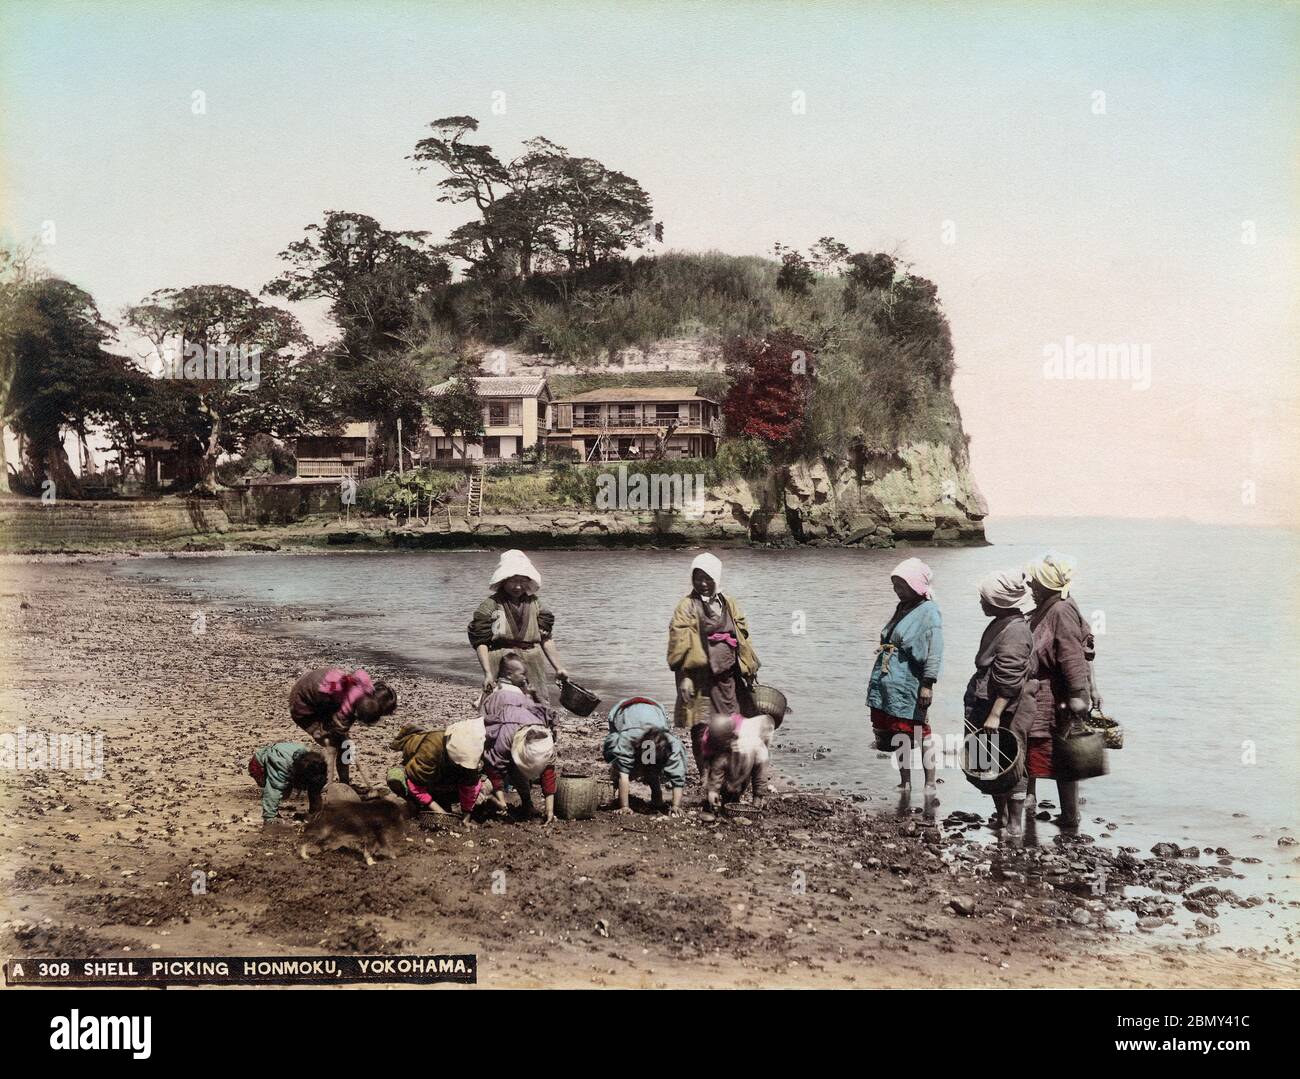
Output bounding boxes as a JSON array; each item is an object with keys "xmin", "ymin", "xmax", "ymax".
[
  {"xmin": 548, "ymin": 387, "xmax": 722, "ymax": 460},
  {"xmin": 424, "ymin": 376, "xmax": 553, "ymax": 461}
]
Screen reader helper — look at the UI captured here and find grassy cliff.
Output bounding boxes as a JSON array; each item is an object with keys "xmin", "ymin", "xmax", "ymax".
[{"xmin": 425, "ymin": 250, "xmax": 971, "ymax": 466}]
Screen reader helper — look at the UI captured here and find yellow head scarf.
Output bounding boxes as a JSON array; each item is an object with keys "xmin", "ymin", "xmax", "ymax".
[{"xmin": 1026, "ymin": 553, "xmax": 1076, "ymax": 598}]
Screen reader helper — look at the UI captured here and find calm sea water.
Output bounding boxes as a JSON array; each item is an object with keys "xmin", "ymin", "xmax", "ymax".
[{"xmin": 114, "ymin": 517, "xmax": 1300, "ymax": 948}]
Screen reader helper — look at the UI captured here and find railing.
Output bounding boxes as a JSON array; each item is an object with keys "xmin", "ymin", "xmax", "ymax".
[
  {"xmin": 565, "ymin": 416, "xmax": 707, "ymax": 432},
  {"xmin": 296, "ymin": 459, "xmax": 372, "ymax": 479}
]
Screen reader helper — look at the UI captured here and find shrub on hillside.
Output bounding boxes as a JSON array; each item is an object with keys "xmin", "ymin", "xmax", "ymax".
[
  {"xmin": 721, "ymin": 330, "xmax": 815, "ymax": 451},
  {"xmin": 710, "ymin": 436, "xmax": 771, "ymax": 482}
]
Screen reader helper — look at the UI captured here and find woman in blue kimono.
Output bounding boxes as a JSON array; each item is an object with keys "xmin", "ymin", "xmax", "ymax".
[{"xmin": 867, "ymin": 557, "xmax": 944, "ymax": 796}]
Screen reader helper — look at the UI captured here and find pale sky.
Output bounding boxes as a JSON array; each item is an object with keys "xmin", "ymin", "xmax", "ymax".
[{"xmin": 2, "ymin": 0, "xmax": 1296, "ymax": 526}]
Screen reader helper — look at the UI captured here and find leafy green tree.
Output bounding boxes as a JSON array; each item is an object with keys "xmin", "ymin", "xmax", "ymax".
[
  {"xmin": 0, "ymin": 241, "xmax": 43, "ymax": 493},
  {"xmin": 425, "ymin": 355, "xmax": 485, "ymax": 459},
  {"xmin": 6, "ymin": 278, "xmax": 121, "ymax": 496},
  {"xmin": 264, "ymin": 210, "xmax": 450, "ymax": 363},
  {"xmin": 411, "ymin": 117, "xmax": 655, "ymax": 278},
  {"xmin": 124, "ymin": 285, "xmax": 311, "ymax": 493},
  {"xmin": 772, "ymin": 243, "xmax": 815, "ymax": 295},
  {"xmin": 333, "ymin": 352, "xmax": 429, "ymax": 469}
]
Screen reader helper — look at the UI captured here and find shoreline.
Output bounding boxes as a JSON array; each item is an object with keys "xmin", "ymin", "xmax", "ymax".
[{"xmin": 1, "ymin": 560, "xmax": 1296, "ymax": 987}]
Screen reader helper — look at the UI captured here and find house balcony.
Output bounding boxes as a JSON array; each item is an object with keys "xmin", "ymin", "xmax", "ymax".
[{"xmin": 556, "ymin": 419, "xmax": 721, "ymax": 436}]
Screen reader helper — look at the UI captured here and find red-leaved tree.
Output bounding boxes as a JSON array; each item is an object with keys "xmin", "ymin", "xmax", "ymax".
[{"xmin": 721, "ymin": 330, "xmax": 815, "ymax": 448}]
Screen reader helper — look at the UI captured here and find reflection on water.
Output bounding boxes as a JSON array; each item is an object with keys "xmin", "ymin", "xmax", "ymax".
[{"xmin": 115, "ymin": 516, "xmax": 1299, "ymax": 946}]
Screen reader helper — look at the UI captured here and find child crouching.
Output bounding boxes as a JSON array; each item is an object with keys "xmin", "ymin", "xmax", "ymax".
[
  {"xmin": 249, "ymin": 742, "xmax": 327, "ymax": 823},
  {"xmin": 482, "ymin": 652, "xmax": 559, "ymax": 824},
  {"xmin": 289, "ymin": 666, "xmax": 397, "ymax": 785},
  {"xmin": 691, "ymin": 712, "xmax": 776, "ymax": 814},
  {"xmin": 387, "ymin": 716, "xmax": 486, "ymax": 826},
  {"xmin": 603, "ymin": 696, "xmax": 687, "ymax": 815}
]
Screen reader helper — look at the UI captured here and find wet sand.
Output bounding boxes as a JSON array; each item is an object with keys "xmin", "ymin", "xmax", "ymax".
[{"xmin": 1, "ymin": 556, "xmax": 1296, "ymax": 988}]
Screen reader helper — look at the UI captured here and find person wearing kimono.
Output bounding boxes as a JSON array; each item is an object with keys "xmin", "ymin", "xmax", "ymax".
[
  {"xmin": 288, "ymin": 666, "xmax": 396, "ymax": 785},
  {"xmin": 1025, "ymin": 553, "xmax": 1093, "ymax": 829},
  {"xmin": 467, "ymin": 549, "xmax": 568, "ymax": 705},
  {"xmin": 602, "ymin": 696, "xmax": 688, "ymax": 815},
  {"xmin": 666, "ymin": 552, "xmax": 760, "ymax": 732},
  {"xmin": 963, "ymin": 569, "xmax": 1038, "ymax": 836},
  {"xmin": 481, "ymin": 653, "xmax": 559, "ymax": 823},
  {"xmin": 867, "ymin": 557, "xmax": 944, "ymax": 796}
]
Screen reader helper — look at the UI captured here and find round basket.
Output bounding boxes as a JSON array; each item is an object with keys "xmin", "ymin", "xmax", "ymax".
[
  {"xmin": 558, "ymin": 677, "xmax": 600, "ymax": 717},
  {"xmin": 554, "ymin": 772, "xmax": 600, "ymax": 820},
  {"xmin": 960, "ymin": 728, "xmax": 1025, "ymax": 794},
  {"xmin": 1083, "ymin": 709, "xmax": 1124, "ymax": 750},
  {"xmin": 750, "ymin": 683, "xmax": 790, "ymax": 727}
]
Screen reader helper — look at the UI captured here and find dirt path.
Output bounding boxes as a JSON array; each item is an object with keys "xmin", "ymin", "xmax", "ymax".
[{"xmin": 1, "ymin": 557, "xmax": 1295, "ymax": 988}]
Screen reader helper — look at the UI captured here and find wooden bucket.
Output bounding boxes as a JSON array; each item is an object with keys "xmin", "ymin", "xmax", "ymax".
[
  {"xmin": 558, "ymin": 678, "xmax": 600, "ymax": 717},
  {"xmin": 1054, "ymin": 726, "xmax": 1109, "ymax": 780}
]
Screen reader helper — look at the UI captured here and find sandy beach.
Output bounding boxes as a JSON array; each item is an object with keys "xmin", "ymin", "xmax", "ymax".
[{"xmin": 1, "ymin": 555, "xmax": 1295, "ymax": 989}]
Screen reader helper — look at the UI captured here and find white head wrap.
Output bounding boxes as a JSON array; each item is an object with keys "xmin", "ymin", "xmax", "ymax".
[
  {"xmin": 510, "ymin": 727, "xmax": 555, "ymax": 781},
  {"xmin": 890, "ymin": 557, "xmax": 934, "ymax": 599},
  {"xmin": 690, "ymin": 551, "xmax": 722, "ymax": 590},
  {"xmin": 444, "ymin": 716, "xmax": 486, "ymax": 770},
  {"xmin": 489, "ymin": 549, "xmax": 541, "ymax": 594}
]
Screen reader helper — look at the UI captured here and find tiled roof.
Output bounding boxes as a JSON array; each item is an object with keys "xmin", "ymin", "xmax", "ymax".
[
  {"xmin": 561, "ymin": 386, "xmax": 715, "ymax": 404},
  {"xmin": 428, "ymin": 376, "xmax": 550, "ymax": 399}
]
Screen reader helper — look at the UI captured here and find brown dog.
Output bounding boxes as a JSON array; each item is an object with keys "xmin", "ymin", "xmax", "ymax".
[{"xmin": 299, "ymin": 795, "xmax": 411, "ymax": 866}]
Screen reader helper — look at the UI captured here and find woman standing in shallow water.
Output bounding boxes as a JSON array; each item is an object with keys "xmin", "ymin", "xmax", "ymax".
[
  {"xmin": 867, "ymin": 557, "xmax": 943, "ymax": 799},
  {"xmin": 963, "ymin": 569, "xmax": 1037, "ymax": 836},
  {"xmin": 1024, "ymin": 553, "xmax": 1093, "ymax": 828},
  {"xmin": 467, "ymin": 549, "xmax": 568, "ymax": 704},
  {"xmin": 666, "ymin": 552, "xmax": 759, "ymax": 731}
]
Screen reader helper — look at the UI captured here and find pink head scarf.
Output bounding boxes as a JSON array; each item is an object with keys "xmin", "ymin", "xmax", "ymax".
[
  {"xmin": 890, "ymin": 557, "xmax": 934, "ymax": 599},
  {"xmin": 318, "ymin": 668, "xmax": 375, "ymax": 719}
]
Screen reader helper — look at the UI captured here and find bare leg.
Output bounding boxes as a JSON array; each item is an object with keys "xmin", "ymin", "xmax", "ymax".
[
  {"xmin": 894, "ymin": 740, "xmax": 911, "ymax": 788},
  {"xmin": 511, "ymin": 766, "xmax": 534, "ymax": 817},
  {"xmin": 1057, "ymin": 780, "xmax": 1079, "ymax": 826},
  {"xmin": 921, "ymin": 736, "xmax": 937, "ymax": 794},
  {"xmin": 1005, "ymin": 793, "xmax": 1025, "ymax": 836},
  {"xmin": 751, "ymin": 761, "xmax": 767, "ymax": 808}
]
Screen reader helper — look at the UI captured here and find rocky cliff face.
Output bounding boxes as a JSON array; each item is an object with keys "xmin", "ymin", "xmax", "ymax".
[
  {"xmin": 482, "ymin": 337, "xmax": 988, "ymax": 548},
  {"xmin": 384, "ymin": 445, "xmax": 986, "ymax": 550},
  {"xmin": 695, "ymin": 442, "xmax": 987, "ymax": 548}
]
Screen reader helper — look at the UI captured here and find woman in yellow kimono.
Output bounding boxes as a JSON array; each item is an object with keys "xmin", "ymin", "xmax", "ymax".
[
  {"xmin": 467, "ymin": 549, "xmax": 568, "ymax": 704},
  {"xmin": 666, "ymin": 552, "xmax": 760, "ymax": 731}
]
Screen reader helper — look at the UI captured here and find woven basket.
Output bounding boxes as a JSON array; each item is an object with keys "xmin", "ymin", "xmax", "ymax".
[
  {"xmin": 750, "ymin": 683, "xmax": 789, "ymax": 727},
  {"xmin": 554, "ymin": 772, "xmax": 600, "ymax": 820},
  {"xmin": 961, "ymin": 728, "xmax": 1026, "ymax": 794},
  {"xmin": 1083, "ymin": 709, "xmax": 1124, "ymax": 750},
  {"xmin": 558, "ymin": 678, "xmax": 600, "ymax": 717}
]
